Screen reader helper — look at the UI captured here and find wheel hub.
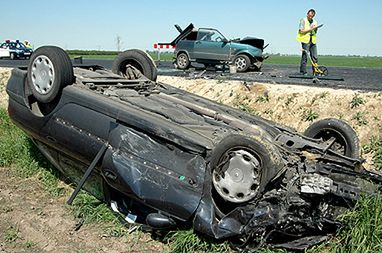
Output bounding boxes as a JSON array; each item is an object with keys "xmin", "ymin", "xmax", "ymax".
[
  {"xmin": 177, "ymin": 55, "xmax": 187, "ymax": 68},
  {"xmin": 31, "ymin": 55, "xmax": 55, "ymax": 95},
  {"xmin": 213, "ymin": 149, "xmax": 261, "ymax": 203},
  {"xmin": 235, "ymin": 57, "xmax": 246, "ymax": 71}
]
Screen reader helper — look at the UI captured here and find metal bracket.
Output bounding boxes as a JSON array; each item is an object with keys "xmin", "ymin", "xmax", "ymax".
[{"xmin": 67, "ymin": 143, "xmax": 108, "ymax": 205}]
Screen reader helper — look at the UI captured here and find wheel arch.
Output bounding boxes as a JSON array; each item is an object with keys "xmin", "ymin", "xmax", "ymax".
[{"xmin": 176, "ymin": 50, "xmax": 191, "ymax": 59}]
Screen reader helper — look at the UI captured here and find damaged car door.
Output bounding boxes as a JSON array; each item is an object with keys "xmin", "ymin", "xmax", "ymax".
[{"xmin": 194, "ymin": 28, "xmax": 230, "ymax": 61}]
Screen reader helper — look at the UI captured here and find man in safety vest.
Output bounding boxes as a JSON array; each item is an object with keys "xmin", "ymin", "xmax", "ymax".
[
  {"xmin": 24, "ymin": 40, "xmax": 33, "ymax": 49},
  {"xmin": 297, "ymin": 9, "xmax": 319, "ymax": 75}
]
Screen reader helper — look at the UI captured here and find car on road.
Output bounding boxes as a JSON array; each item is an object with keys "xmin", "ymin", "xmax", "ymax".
[
  {"xmin": 0, "ymin": 40, "xmax": 33, "ymax": 60},
  {"xmin": 6, "ymin": 46, "xmax": 382, "ymax": 251},
  {"xmin": 172, "ymin": 24, "xmax": 268, "ymax": 72}
]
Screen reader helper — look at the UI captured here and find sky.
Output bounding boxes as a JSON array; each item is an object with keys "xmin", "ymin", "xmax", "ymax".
[{"xmin": 1, "ymin": 0, "xmax": 381, "ymax": 56}]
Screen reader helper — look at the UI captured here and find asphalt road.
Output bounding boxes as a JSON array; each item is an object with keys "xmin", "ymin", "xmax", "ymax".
[{"xmin": 1, "ymin": 58, "xmax": 381, "ymax": 91}]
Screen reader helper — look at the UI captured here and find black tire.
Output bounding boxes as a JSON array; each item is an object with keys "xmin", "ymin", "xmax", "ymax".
[
  {"xmin": 112, "ymin": 49, "xmax": 157, "ymax": 81},
  {"xmin": 176, "ymin": 52, "xmax": 190, "ymax": 70},
  {"xmin": 304, "ymin": 118, "xmax": 360, "ymax": 158},
  {"xmin": 27, "ymin": 46, "xmax": 74, "ymax": 103},
  {"xmin": 234, "ymin": 54, "xmax": 250, "ymax": 72},
  {"xmin": 210, "ymin": 134, "xmax": 283, "ymax": 216}
]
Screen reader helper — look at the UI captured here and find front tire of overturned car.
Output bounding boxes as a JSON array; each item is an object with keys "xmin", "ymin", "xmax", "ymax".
[
  {"xmin": 210, "ymin": 135, "xmax": 282, "ymax": 217},
  {"xmin": 304, "ymin": 118, "xmax": 360, "ymax": 158},
  {"xmin": 27, "ymin": 46, "xmax": 74, "ymax": 103},
  {"xmin": 234, "ymin": 54, "xmax": 250, "ymax": 72},
  {"xmin": 112, "ymin": 49, "xmax": 158, "ymax": 81}
]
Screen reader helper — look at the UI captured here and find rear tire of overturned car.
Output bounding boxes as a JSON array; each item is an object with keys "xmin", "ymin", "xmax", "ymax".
[
  {"xmin": 27, "ymin": 46, "xmax": 74, "ymax": 103},
  {"xmin": 112, "ymin": 49, "xmax": 158, "ymax": 81},
  {"xmin": 304, "ymin": 118, "xmax": 360, "ymax": 158},
  {"xmin": 176, "ymin": 52, "xmax": 190, "ymax": 70},
  {"xmin": 210, "ymin": 135, "xmax": 282, "ymax": 217},
  {"xmin": 234, "ymin": 54, "xmax": 250, "ymax": 72}
]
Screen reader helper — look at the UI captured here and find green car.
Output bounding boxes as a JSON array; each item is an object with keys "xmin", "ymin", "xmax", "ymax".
[{"xmin": 172, "ymin": 24, "xmax": 268, "ymax": 72}]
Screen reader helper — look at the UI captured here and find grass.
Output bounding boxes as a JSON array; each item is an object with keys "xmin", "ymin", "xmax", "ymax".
[
  {"xmin": 165, "ymin": 229, "xmax": 231, "ymax": 253},
  {"xmin": 24, "ymin": 239, "xmax": 34, "ymax": 248},
  {"xmin": 255, "ymin": 95, "xmax": 270, "ymax": 103},
  {"xmin": 0, "ymin": 109, "xmax": 64, "ymax": 197},
  {"xmin": 2, "ymin": 105, "xmax": 382, "ymax": 252},
  {"xmin": 236, "ymin": 102, "xmax": 259, "ymax": 115},
  {"xmin": 364, "ymin": 127, "xmax": 382, "ymax": 170},
  {"xmin": 266, "ymin": 54, "xmax": 382, "ymax": 68},
  {"xmin": 71, "ymin": 193, "xmax": 120, "ymax": 224},
  {"xmin": 320, "ymin": 194, "xmax": 382, "ymax": 253},
  {"xmin": 0, "ymin": 107, "xmax": 126, "ymax": 230},
  {"xmin": 4, "ymin": 226, "xmax": 19, "ymax": 242}
]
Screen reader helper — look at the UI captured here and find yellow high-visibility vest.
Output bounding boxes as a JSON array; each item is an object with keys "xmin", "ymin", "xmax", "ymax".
[{"xmin": 296, "ymin": 17, "xmax": 317, "ymax": 44}]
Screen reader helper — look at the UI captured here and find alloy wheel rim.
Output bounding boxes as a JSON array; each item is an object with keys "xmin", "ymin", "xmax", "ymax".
[
  {"xmin": 235, "ymin": 57, "xmax": 246, "ymax": 71},
  {"xmin": 178, "ymin": 55, "xmax": 187, "ymax": 68},
  {"xmin": 31, "ymin": 55, "xmax": 55, "ymax": 95}
]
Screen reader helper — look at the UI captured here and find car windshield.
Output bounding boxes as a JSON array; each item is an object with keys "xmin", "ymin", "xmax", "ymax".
[
  {"xmin": 197, "ymin": 28, "xmax": 226, "ymax": 42},
  {"xmin": 9, "ymin": 42, "xmax": 27, "ymax": 49}
]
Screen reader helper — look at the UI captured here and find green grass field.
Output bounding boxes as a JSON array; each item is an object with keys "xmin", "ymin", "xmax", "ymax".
[
  {"xmin": 266, "ymin": 54, "xmax": 382, "ymax": 68},
  {"xmin": 67, "ymin": 50, "xmax": 382, "ymax": 68}
]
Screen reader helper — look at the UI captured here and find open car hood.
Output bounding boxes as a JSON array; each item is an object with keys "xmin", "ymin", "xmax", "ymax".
[{"xmin": 236, "ymin": 36, "xmax": 266, "ymax": 50}]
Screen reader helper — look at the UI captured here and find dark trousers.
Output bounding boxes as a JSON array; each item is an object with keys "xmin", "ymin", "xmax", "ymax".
[{"xmin": 300, "ymin": 42, "xmax": 318, "ymax": 74}]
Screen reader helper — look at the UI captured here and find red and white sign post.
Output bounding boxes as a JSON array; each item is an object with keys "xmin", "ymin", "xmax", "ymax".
[{"xmin": 153, "ymin": 43, "xmax": 175, "ymax": 61}]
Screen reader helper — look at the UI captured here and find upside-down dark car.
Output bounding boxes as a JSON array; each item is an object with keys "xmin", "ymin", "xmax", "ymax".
[{"xmin": 6, "ymin": 46, "xmax": 382, "ymax": 251}]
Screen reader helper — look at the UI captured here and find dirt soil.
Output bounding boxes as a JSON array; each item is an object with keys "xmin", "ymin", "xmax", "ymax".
[{"xmin": 0, "ymin": 67, "xmax": 381, "ymax": 252}]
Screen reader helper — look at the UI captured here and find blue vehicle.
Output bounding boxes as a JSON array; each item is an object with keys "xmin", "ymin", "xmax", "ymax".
[
  {"xmin": 172, "ymin": 24, "xmax": 268, "ymax": 72},
  {"xmin": 0, "ymin": 40, "xmax": 33, "ymax": 60}
]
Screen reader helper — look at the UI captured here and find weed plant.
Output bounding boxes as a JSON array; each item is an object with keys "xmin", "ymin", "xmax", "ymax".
[
  {"xmin": 4, "ymin": 226, "xmax": 19, "ymax": 242},
  {"xmin": 302, "ymin": 109, "xmax": 319, "ymax": 122},
  {"xmin": 364, "ymin": 127, "xmax": 382, "ymax": 170},
  {"xmin": 352, "ymin": 111, "xmax": 368, "ymax": 126},
  {"xmin": 350, "ymin": 94, "xmax": 365, "ymax": 109}
]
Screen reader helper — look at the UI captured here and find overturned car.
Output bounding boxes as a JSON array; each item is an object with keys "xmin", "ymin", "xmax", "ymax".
[
  {"xmin": 172, "ymin": 23, "xmax": 268, "ymax": 72},
  {"xmin": 6, "ymin": 46, "xmax": 382, "ymax": 251}
]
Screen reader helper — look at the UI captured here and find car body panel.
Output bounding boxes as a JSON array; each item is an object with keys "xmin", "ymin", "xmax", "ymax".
[{"xmin": 0, "ymin": 47, "xmax": 10, "ymax": 58}]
